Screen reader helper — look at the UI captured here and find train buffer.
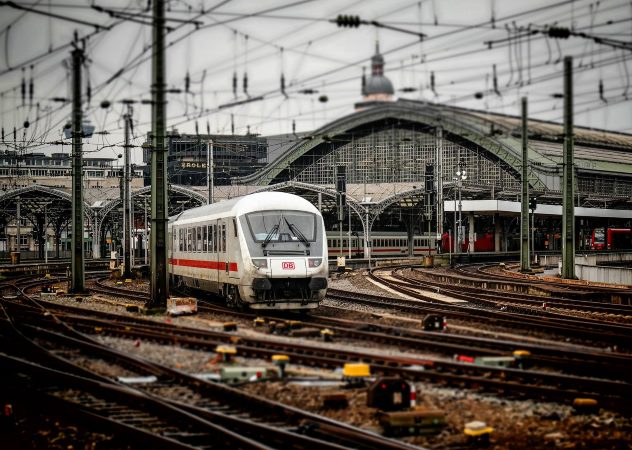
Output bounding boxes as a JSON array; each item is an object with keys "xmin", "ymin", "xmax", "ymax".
[
  {"xmin": 167, "ymin": 297, "xmax": 197, "ymax": 316},
  {"xmin": 379, "ymin": 408, "xmax": 446, "ymax": 437}
]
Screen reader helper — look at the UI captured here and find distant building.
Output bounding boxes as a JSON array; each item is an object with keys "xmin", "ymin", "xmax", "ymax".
[
  {"xmin": 142, "ymin": 133, "xmax": 267, "ymax": 187},
  {"xmin": 0, "ymin": 151, "xmax": 142, "ymax": 194},
  {"xmin": 0, "ymin": 151, "xmax": 143, "ymax": 256}
]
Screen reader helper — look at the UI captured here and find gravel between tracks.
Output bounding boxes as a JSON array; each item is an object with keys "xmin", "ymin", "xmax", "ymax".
[{"xmin": 27, "ymin": 275, "xmax": 632, "ymax": 449}]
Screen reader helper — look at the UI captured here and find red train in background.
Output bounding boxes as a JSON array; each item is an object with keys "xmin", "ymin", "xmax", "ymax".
[
  {"xmin": 591, "ymin": 228, "xmax": 632, "ymax": 250},
  {"xmin": 440, "ymin": 232, "xmax": 495, "ymax": 253}
]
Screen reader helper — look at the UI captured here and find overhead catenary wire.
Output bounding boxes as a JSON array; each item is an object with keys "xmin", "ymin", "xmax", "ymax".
[{"xmin": 2, "ymin": 0, "xmax": 631, "ymax": 152}]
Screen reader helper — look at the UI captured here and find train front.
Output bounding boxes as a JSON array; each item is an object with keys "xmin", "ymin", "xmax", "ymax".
[{"xmin": 238, "ymin": 206, "xmax": 328, "ymax": 310}]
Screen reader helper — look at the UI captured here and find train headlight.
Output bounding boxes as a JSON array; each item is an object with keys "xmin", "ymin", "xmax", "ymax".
[
  {"xmin": 308, "ymin": 258, "xmax": 322, "ymax": 268},
  {"xmin": 252, "ymin": 258, "xmax": 268, "ymax": 269}
]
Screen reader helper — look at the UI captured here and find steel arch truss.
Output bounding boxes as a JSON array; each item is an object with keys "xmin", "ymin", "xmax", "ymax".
[{"xmin": 241, "ymin": 102, "xmax": 547, "ymax": 190}]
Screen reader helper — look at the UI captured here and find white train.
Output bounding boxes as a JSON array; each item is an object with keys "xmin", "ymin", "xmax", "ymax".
[
  {"xmin": 168, "ymin": 192, "xmax": 328, "ymax": 310},
  {"xmin": 327, "ymin": 231, "xmax": 436, "ymax": 258}
]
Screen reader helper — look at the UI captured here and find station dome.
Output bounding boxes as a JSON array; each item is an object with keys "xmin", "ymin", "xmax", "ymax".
[{"xmin": 356, "ymin": 42, "xmax": 395, "ymax": 109}]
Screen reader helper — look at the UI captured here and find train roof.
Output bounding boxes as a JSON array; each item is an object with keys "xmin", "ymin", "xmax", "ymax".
[{"xmin": 170, "ymin": 191, "xmax": 321, "ymax": 225}]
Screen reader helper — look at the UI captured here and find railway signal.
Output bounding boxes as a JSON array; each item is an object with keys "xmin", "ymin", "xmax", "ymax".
[{"xmin": 529, "ymin": 196, "xmax": 537, "ymax": 212}]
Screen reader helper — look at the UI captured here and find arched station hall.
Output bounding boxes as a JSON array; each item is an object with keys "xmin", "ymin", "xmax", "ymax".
[
  {"xmin": 1, "ymin": 98, "xmax": 631, "ymax": 263},
  {"xmin": 232, "ymin": 98, "xmax": 632, "ymax": 260}
]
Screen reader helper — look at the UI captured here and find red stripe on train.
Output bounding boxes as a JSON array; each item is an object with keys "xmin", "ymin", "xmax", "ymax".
[{"xmin": 169, "ymin": 258, "xmax": 238, "ymax": 272}]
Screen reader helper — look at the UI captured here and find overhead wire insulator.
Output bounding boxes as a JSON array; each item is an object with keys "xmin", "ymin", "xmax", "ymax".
[
  {"xmin": 361, "ymin": 66, "xmax": 366, "ymax": 96},
  {"xmin": 548, "ymin": 26, "xmax": 571, "ymax": 39},
  {"xmin": 232, "ymin": 72, "xmax": 237, "ymax": 99},
  {"xmin": 185, "ymin": 71, "xmax": 190, "ymax": 93},
  {"xmin": 281, "ymin": 74, "xmax": 287, "ymax": 98},
  {"xmin": 21, "ymin": 68, "xmax": 26, "ymax": 107},
  {"xmin": 492, "ymin": 64, "xmax": 501, "ymax": 96},
  {"xmin": 292, "ymin": 119, "xmax": 296, "ymax": 136},
  {"xmin": 430, "ymin": 71, "xmax": 437, "ymax": 96},
  {"xmin": 599, "ymin": 79, "xmax": 607, "ymax": 103},
  {"xmin": 243, "ymin": 34, "xmax": 249, "ymax": 97},
  {"xmin": 335, "ymin": 14, "xmax": 361, "ymax": 28},
  {"xmin": 29, "ymin": 65, "xmax": 34, "ymax": 107},
  {"xmin": 206, "ymin": 121, "xmax": 210, "ymax": 135},
  {"xmin": 231, "ymin": 113, "xmax": 234, "ymax": 135},
  {"xmin": 195, "ymin": 120, "xmax": 199, "ymax": 135}
]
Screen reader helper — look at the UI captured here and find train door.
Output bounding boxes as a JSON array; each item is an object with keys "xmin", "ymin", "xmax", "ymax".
[
  {"xmin": 228, "ymin": 218, "xmax": 240, "ymax": 280},
  {"xmin": 217, "ymin": 219, "xmax": 229, "ymax": 282},
  {"xmin": 209, "ymin": 221, "xmax": 219, "ymax": 292}
]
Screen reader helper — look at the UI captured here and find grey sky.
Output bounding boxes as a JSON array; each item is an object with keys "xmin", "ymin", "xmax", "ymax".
[{"xmin": 1, "ymin": 0, "xmax": 631, "ymax": 164}]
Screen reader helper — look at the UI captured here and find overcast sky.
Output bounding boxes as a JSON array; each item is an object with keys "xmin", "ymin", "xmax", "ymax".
[{"xmin": 1, "ymin": 0, "xmax": 631, "ymax": 164}]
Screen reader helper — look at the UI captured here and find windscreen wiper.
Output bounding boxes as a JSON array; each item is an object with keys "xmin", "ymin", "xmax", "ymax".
[
  {"xmin": 262, "ymin": 224, "xmax": 279, "ymax": 248},
  {"xmin": 284, "ymin": 218, "xmax": 310, "ymax": 247}
]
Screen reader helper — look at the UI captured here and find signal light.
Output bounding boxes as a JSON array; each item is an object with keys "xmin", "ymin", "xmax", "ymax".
[
  {"xmin": 335, "ymin": 15, "xmax": 361, "ymax": 28},
  {"xmin": 529, "ymin": 197, "xmax": 537, "ymax": 212}
]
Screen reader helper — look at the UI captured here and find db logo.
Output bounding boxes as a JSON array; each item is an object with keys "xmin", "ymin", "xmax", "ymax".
[{"xmin": 282, "ymin": 262, "xmax": 295, "ymax": 270}]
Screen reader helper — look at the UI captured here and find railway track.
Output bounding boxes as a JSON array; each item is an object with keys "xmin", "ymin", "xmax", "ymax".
[
  {"xmin": 16, "ymin": 286, "xmax": 632, "ymax": 412},
  {"xmin": 417, "ymin": 264, "xmax": 632, "ymax": 315},
  {"xmin": 0, "ymin": 282, "xmax": 422, "ymax": 450},
  {"xmin": 87, "ymin": 279, "xmax": 632, "ymax": 381},
  {"xmin": 361, "ymin": 268, "xmax": 632, "ymax": 347}
]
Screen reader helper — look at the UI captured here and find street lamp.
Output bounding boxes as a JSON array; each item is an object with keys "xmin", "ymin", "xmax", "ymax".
[{"xmin": 454, "ymin": 167, "xmax": 467, "ymax": 253}]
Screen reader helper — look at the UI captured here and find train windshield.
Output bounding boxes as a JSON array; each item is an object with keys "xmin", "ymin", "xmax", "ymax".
[
  {"xmin": 594, "ymin": 228, "xmax": 605, "ymax": 243},
  {"xmin": 246, "ymin": 211, "xmax": 316, "ymax": 244}
]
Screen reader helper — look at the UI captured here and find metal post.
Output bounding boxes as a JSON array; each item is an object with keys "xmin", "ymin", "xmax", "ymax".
[
  {"xmin": 458, "ymin": 182, "xmax": 462, "ymax": 253},
  {"xmin": 562, "ymin": 56, "xmax": 576, "ymax": 279},
  {"xmin": 520, "ymin": 97, "xmax": 531, "ymax": 272},
  {"xmin": 365, "ymin": 207, "xmax": 371, "ymax": 269},
  {"xmin": 453, "ymin": 187, "xmax": 457, "ymax": 254},
  {"xmin": 207, "ymin": 140, "xmax": 214, "ymax": 204},
  {"xmin": 44, "ymin": 203, "xmax": 48, "ymax": 264},
  {"xmin": 148, "ymin": 0, "xmax": 169, "ymax": 308},
  {"xmin": 435, "ymin": 127, "xmax": 443, "ymax": 243},
  {"xmin": 70, "ymin": 43, "xmax": 85, "ymax": 293},
  {"xmin": 348, "ymin": 209, "xmax": 351, "ymax": 258},
  {"xmin": 15, "ymin": 197, "xmax": 20, "ymax": 255},
  {"xmin": 123, "ymin": 106, "xmax": 132, "ymax": 278},
  {"xmin": 144, "ymin": 196, "xmax": 148, "ymax": 265}
]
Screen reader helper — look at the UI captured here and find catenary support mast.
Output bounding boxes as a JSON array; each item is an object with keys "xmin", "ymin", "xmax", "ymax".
[{"xmin": 147, "ymin": 0, "xmax": 169, "ymax": 309}]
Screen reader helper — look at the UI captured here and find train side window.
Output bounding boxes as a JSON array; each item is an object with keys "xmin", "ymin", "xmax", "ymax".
[
  {"xmin": 221, "ymin": 224, "xmax": 226, "ymax": 252},
  {"xmin": 213, "ymin": 224, "xmax": 217, "ymax": 252},
  {"xmin": 178, "ymin": 229, "xmax": 182, "ymax": 252},
  {"xmin": 197, "ymin": 226, "xmax": 202, "ymax": 252},
  {"xmin": 192, "ymin": 227, "xmax": 197, "ymax": 252},
  {"xmin": 185, "ymin": 228, "xmax": 190, "ymax": 252},
  {"xmin": 203, "ymin": 226, "xmax": 208, "ymax": 252}
]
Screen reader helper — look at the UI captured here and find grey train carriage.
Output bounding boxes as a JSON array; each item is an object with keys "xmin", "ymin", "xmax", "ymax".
[{"xmin": 168, "ymin": 192, "xmax": 329, "ymax": 310}]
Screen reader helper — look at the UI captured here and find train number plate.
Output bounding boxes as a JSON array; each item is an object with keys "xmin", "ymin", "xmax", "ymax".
[{"xmin": 282, "ymin": 262, "xmax": 296, "ymax": 270}]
